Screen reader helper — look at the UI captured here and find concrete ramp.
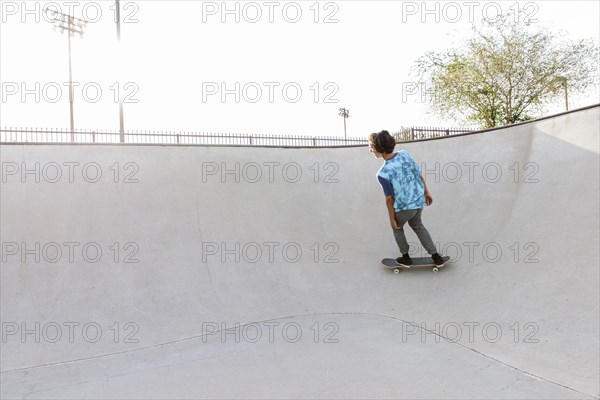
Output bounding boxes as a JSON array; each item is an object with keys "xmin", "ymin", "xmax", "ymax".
[{"xmin": 1, "ymin": 105, "xmax": 599, "ymax": 399}]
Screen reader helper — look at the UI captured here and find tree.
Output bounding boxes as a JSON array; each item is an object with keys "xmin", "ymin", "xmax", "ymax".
[{"xmin": 413, "ymin": 13, "xmax": 599, "ymax": 128}]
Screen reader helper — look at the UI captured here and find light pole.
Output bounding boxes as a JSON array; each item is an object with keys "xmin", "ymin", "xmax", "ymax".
[
  {"xmin": 562, "ymin": 77, "xmax": 569, "ymax": 111},
  {"xmin": 338, "ymin": 107, "xmax": 350, "ymax": 141},
  {"xmin": 116, "ymin": 0, "xmax": 125, "ymax": 142},
  {"xmin": 46, "ymin": 9, "xmax": 88, "ymax": 141}
]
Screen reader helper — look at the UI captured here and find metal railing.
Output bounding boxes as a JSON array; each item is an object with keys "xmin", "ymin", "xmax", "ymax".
[
  {"xmin": 0, "ymin": 128, "xmax": 371, "ymax": 147},
  {"xmin": 1, "ymin": 126, "xmax": 478, "ymax": 147},
  {"xmin": 393, "ymin": 126, "xmax": 478, "ymax": 141}
]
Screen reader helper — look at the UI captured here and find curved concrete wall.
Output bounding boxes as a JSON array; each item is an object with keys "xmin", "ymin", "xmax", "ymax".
[{"xmin": 1, "ymin": 105, "xmax": 598, "ymax": 398}]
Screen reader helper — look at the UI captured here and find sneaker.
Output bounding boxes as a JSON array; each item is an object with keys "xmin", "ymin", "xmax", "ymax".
[
  {"xmin": 431, "ymin": 253, "xmax": 445, "ymax": 266},
  {"xmin": 396, "ymin": 254, "xmax": 413, "ymax": 267}
]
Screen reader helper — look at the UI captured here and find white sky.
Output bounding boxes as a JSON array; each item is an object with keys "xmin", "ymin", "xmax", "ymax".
[{"xmin": 1, "ymin": 0, "xmax": 599, "ymax": 137}]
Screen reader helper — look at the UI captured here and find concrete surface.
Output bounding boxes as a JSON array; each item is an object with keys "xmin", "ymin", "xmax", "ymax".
[{"xmin": 1, "ymin": 105, "xmax": 599, "ymax": 399}]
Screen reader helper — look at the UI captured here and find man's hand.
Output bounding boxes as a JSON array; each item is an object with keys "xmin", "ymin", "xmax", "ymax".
[
  {"xmin": 425, "ymin": 191, "xmax": 433, "ymax": 206},
  {"xmin": 421, "ymin": 174, "xmax": 433, "ymax": 206},
  {"xmin": 385, "ymin": 195, "xmax": 398, "ymax": 229}
]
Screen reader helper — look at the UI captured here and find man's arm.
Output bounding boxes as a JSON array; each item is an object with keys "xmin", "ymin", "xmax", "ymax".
[
  {"xmin": 377, "ymin": 175, "xmax": 398, "ymax": 228},
  {"xmin": 386, "ymin": 195, "xmax": 399, "ymax": 229},
  {"xmin": 420, "ymin": 174, "xmax": 433, "ymax": 205}
]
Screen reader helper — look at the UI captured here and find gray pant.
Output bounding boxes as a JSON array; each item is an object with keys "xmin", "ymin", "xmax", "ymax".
[{"xmin": 393, "ymin": 208, "xmax": 438, "ymax": 255}]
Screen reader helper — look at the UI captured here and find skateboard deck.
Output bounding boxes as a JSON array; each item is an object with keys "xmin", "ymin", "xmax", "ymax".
[{"xmin": 381, "ymin": 256, "xmax": 450, "ymax": 274}]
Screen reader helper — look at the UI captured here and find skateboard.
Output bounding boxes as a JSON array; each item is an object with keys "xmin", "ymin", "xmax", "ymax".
[{"xmin": 381, "ymin": 256, "xmax": 450, "ymax": 274}]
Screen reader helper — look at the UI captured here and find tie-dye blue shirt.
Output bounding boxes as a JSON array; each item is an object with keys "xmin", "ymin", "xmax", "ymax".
[{"xmin": 377, "ymin": 151, "xmax": 425, "ymax": 211}]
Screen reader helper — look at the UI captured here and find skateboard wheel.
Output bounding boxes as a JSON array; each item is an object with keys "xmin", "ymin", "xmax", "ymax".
[
  {"xmin": 394, "ymin": 269, "xmax": 400, "ymax": 274},
  {"xmin": 433, "ymin": 267, "xmax": 439, "ymax": 273}
]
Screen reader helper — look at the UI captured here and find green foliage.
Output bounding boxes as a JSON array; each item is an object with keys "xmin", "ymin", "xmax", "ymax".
[{"xmin": 414, "ymin": 13, "xmax": 599, "ymax": 128}]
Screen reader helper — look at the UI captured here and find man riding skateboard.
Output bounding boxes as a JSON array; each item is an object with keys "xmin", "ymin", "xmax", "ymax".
[{"xmin": 369, "ymin": 130, "xmax": 445, "ymax": 267}]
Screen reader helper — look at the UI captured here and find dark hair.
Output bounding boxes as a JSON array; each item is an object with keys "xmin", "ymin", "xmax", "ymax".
[{"xmin": 373, "ymin": 130, "xmax": 395, "ymax": 153}]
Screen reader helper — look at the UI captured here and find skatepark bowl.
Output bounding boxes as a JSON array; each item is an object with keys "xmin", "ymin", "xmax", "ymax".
[{"xmin": 1, "ymin": 105, "xmax": 599, "ymax": 399}]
